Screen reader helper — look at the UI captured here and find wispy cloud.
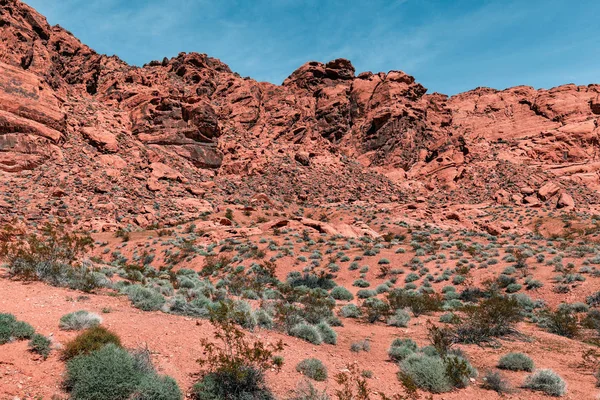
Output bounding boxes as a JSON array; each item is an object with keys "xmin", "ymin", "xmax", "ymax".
[{"xmin": 23, "ymin": 0, "xmax": 600, "ymax": 94}]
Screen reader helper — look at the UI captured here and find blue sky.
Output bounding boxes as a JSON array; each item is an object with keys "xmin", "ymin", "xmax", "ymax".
[{"xmin": 25, "ymin": 0, "xmax": 599, "ymax": 95}]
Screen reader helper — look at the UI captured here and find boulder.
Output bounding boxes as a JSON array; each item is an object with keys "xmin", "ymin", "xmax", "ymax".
[
  {"xmin": 538, "ymin": 182, "xmax": 561, "ymax": 201},
  {"xmin": 557, "ymin": 192, "xmax": 575, "ymax": 209}
]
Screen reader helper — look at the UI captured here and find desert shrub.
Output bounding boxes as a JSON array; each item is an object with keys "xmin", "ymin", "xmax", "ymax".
[
  {"xmin": 338, "ymin": 304, "xmax": 361, "ymax": 318},
  {"xmin": 350, "ymin": 339, "xmax": 370, "ymax": 353},
  {"xmin": 427, "ymin": 322, "xmax": 455, "ymax": 358},
  {"xmin": 387, "ymin": 309, "xmax": 410, "ymax": 327},
  {"xmin": 132, "ymin": 374, "xmax": 182, "ymax": 400},
  {"xmin": 62, "ymin": 326, "xmax": 121, "ymax": 360},
  {"xmin": 298, "ymin": 288, "xmax": 336, "ymax": 324},
  {"xmin": 287, "ymin": 380, "xmax": 330, "ymax": 400},
  {"xmin": 255, "ymin": 309, "xmax": 274, "ymax": 329},
  {"xmin": 230, "ymin": 300, "xmax": 258, "ymax": 330},
  {"xmin": 482, "ymin": 371, "xmax": 512, "ymax": 394},
  {"xmin": 353, "ymin": 279, "xmax": 370, "ymax": 288},
  {"xmin": 65, "ymin": 344, "xmax": 141, "ymax": 399},
  {"xmin": 505, "ymin": 283, "xmax": 522, "ymax": 293},
  {"xmin": 498, "ymin": 352, "xmax": 534, "ymax": 372},
  {"xmin": 399, "ymin": 353, "xmax": 452, "ymax": 393},
  {"xmin": 587, "ymin": 291, "xmax": 600, "ymax": 307},
  {"xmin": 444, "ymin": 355, "xmax": 477, "ymax": 388},
  {"xmin": 387, "ymin": 289, "xmax": 442, "ymax": 317},
  {"xmin": 388, "ymin": 338, "xmax": 418, "ymax": 361},
  {"xmin": 123, "ymin": 285, "xmax": 166, "ymax": 311},
  {"xmin": 316, "ymin": 322, "xmax": 337, "ymax": 345},
  {"xmin": 59, "ymin": 310, "xmax": 102, "ymax": 331},
  {"xmin": 296, "ymin": 358, "xmax": 327, "ymax": 381},
  {"xmin": 538, "ymin": 309, "xmax": 579, "ymax": 338},
  {"xmin": 362, "ymin": 297, "xmax": 390, "ymax": 323},
  {"xmin": 0, "ymin": 223, "xmax": 99, "ymax": 290},
  {"xmin": 456, "ymin": 295, "xmax": 523, "ymax": 344},
  {"xmin": 523, "ymin": 369, "xmax": 566, "ymax": 397},
  {"xmin": 439, "ymin": 312, "xmax": 461, "ymax": 324},
  {"xmin": 330, "ymin": 286, "xmax": 353, "ymax": 301},
  {"xmin": 193, "ymin": 302, "xmax": 283, "ymax": 400},
  {"xmin": 357, "ymin": 289, "xmax": 376, "ymax": 299},
  {"xmin": 290, "ymin": 323, "xmax": 322, "ymax": 345},
  {"xmin": 28, "ymin": 333, "xmax": 51, "ymax": 359},
  {"xmin": 65, "ymin": 342, "xmax": 182, "ymax": 400},
  {"xmin": 193, "ymin": 367, "xmax": 273, "ymax": 400},
  {"xmin": 287, "ymin": 272, "xmax": 335, "ymax": 290},
  {"xmin": 0, "ymin": 313, "xmax": 34, "ymax": 344}
]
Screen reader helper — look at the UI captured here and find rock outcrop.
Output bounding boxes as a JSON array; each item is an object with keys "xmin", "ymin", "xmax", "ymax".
[{"xmin": 0, "ymin": 0, "xmax": 598, "ymax": 230}]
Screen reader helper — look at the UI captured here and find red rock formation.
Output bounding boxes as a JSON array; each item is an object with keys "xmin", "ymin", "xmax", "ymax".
[{"xmin": 0, "ymin": 0, "xmax": 598, "ymax": 229}]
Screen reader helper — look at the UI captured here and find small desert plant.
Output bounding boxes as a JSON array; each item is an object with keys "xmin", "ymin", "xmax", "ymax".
[
  {"xmin": 339, "ymin": 304, "xmax": 361, "ymax": 318},
  {"xmin": 350, "ymin": 339, "xmax": 371, "ymax": 353},
  {"xmin": 482, "ymin": 371, "xmax": 512, "ymax": 394},
  {"xmin": 362, "ymin": 297, "xmax": 391, "ymax": 323},
  {"xmin": 59, "ymin": 310, "xmax": 102, "ymax": 331},
  {"xmin": 331, "ymin": 286, "xmax": 353, "ymax": 301},
  {"xmin": 123, "ymin": 285, "xmax": 166, "ymax": 311},
  {"xmin": 316, "ymin": 322, "xmax": 337, "ymax": 345},
  {"xmin": 28, "ymin": 333, "xmax": 51, "ymax": 359},
  {"xmin": 296, "ymin": 358, "xmax": 327, "ymax": 382},
  {"xmin": 399, "ymin": 353, "xmax": 452, "ymax": 393},
  {"xmin": 0, "ymin": 313, "xmax": 35, "ymax": 344},
  {"xmin": 131, "ymin": 374, "xmax": 182, "ymax": 400},
  {"xmin": 523, "ymin": 369, "xmax": 566, "ymax": 397},
  {"xmin": 287, "ymin": 380, "xmax": 330, "ymax": 400},
  {"xmin": 387, "ymin": 309, "xmax": 411, "ymax": 327},
  {"xmin": 193, "ymin": 302, "xmax": 283, "ymax": 400},
  {"xmin": 498, "ymin": 352, "xmax": 534, "ymax": 372},
  {"xmin": 538, "ymin": 309, "xmax": 579, "ymax": 338},
  {"xmin": 455, "ymin": 295, "xmax": 523, "ymax": 344},
  {"xmin": 0, "ymin": 223, "xmax": 96, "ymax": 290},
  {"xmin": 62, "ymin": 326, "xmax": 121, "ymax": 360},
  {"xmin": 388, "ymin": 338, "xmax": 418, "ymax": 362},
  {"xmin": 65, "ymin": 342, "xmax": 182, "ymax": 400},
  {"xmin": 290, "ymin": 323, "xmax": 322, "ymax": 345}
]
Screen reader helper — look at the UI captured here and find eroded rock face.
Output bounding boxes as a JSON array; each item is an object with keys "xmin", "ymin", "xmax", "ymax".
[{"xmin": 0, "ymin": 0, "xmax": 599, "ymax": 230}]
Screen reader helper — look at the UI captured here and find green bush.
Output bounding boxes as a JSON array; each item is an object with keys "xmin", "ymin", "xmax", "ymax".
[
  {"xmin": 316, "ymin": 322, "xmax": 337, "ymax": 345},
  {"xmin": 362, "ymin": 297, "xmax": 390, "ymax": 323},
  {"xmin": 350, "ymin": 339, "xmax": 370, "ymax": 353},
  {"xmin": 255, "ymin": 309, "xmax": 274, "ymax": 329},
  {"xmin": 338, "ymin": 304, "xmax": 361, "ymax": 318},
  {"xmin": 444, "ymin": 355, "xmax": 477, "ymax": 388},
  {"xmin": 287, "ymin": 380, "xmax": 330, "ymax": 400},
  {"xmin": 132, "ymin": 374, "xmax": 182, "ymax": 400},
  {"xmin": 59, "ymin": 310, "xmax": 102, "ymax": 331},
  {"xmin": 62, "ymin": 326, "xmax": 121, "ymax": 360},
  {"xmin": 387, "ymin": 309, "xmax": 410, "ymax": 327},
  {"xmin": 231, "ymin": 300, "xmax": 257, "ymax": 330},
  {"xmin": 0, "ymin": 313, "xmax": 35, "ymax": 344},
  {"xmin": 123, "ymin": 285, "xmax": 166, "ymax": 311},
  {"xmin": 498, "ymin": 352, "xmax": 534, "ymax": 372},
  {"xmin": 65, "ymin": 343, "xmax": 181, "ymax": 400},
  {"xmin": 538, "ymin": 309, "xmax": 579, "ymax": 338},
  {"xmin": 523, "ymin": 369, "xmax": 566, "ymax": 397},
  {"xmin": 290, "ymin": 323, "xmax": 322, "ymax": 345},
  {"xmin": 192, "ymin": 367, "xmax": 273, "ymax": 400},
  {"xmin": 330, "ymin": 286, "xmax": 353, "ymax": 301},
  {"xmin": 388, "ymin": 338, "xmax": 417, "ymax": 361},
  {"xmin": 28, "ymin": 333, "xmax": 51, "ymax": 359},
  {"xmin": 456, "ymin": 295, "xmax": 523, "ymax": 344},
  {"xmin": 399, "ymin": 353, "xmax": 452, "ymax": 393},
  {"xmin": 482, "ymin": 371, "xmax": 512, "ymax": 394},
  {"xmin": 65, "ymin": 343, "xmax": 144, "ymax": 400},
  {"xmin": 296, "ymin": 358, "xmax": 327, "ymax": 382}
]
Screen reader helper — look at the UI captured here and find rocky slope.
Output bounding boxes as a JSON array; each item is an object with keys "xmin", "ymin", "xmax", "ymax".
[{"xmin": 0, "ymin": 0, "xmax": 599, "ymax": 232}]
